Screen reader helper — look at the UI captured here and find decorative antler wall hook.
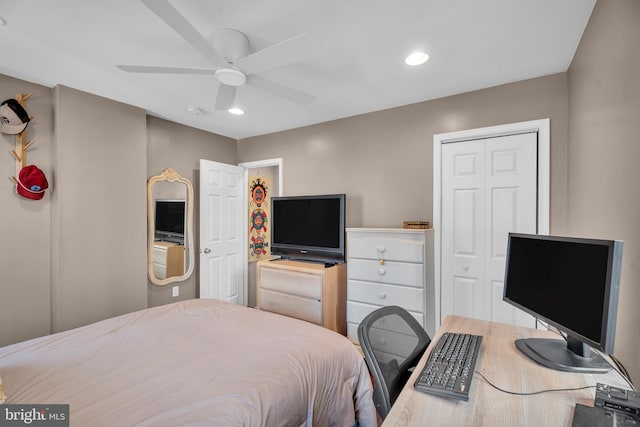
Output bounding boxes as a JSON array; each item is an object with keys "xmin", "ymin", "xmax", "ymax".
[{"xmin": 7, "ymin": 92, "xmax": 35, "ymax": 183}]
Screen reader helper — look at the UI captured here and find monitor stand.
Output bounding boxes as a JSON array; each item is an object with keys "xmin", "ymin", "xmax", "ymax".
[{"xmin": 515, "ymin": 337, "xmax": 611, "ymax": 373}]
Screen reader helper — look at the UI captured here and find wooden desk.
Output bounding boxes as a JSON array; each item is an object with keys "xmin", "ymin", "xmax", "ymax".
[{"xmin": 383, "ymin": 316, "xmax": 630, "ymax": 426}]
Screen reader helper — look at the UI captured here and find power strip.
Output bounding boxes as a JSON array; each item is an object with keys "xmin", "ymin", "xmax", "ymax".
[{"xmin": 595, "ymin": 383, "xmax": 640, "ymax": 418}]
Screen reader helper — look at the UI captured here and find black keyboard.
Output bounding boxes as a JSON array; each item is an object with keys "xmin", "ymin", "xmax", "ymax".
[{"xmin": 413, "ymin": 332, "xmax": 483, "ymax": 401}]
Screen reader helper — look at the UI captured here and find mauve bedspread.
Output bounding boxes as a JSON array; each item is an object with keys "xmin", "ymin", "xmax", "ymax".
[{"xmin": 0, "ymin": 299, "xmax": 376, "ymax": 426}]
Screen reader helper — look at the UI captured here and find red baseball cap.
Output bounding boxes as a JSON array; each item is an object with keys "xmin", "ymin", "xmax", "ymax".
[{"xmin": 16, "ymin": 165, "xmax": 48, "ymax": 200}]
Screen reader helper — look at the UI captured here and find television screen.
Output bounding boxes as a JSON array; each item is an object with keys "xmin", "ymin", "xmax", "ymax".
[
  {"xmin": 503, "ymin": 233, "xmax": 623, "ymax": 373},
  {"xmin": 271, "ymin": 194, "xmax": 345, "ymax": 264},
  {"xmin": 155, "ymin": 200, "xmax": 185, "ymax": 240}
]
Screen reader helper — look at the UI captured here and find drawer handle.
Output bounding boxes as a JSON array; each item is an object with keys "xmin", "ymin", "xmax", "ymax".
[
  {"xmin": 378, "ymin": 292, "xmax": 386, "ymax": 299},
  {"xmin": 378, "ymin": 268, "xmax": 386, "ymax": 275},
  {"xmin": 376, "ymin": 245, "xmax": 385, "ymax": 253},
  {"xmin": 377, "ymin": 337, "xmax": 387, "ymax": 346},
  {"xmin": 463, "ymin": 264, "xmax": 469, "ymax": 271}
]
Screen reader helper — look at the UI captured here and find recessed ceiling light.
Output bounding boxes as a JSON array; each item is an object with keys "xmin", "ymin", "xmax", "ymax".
[
  {"xmin": 186, "ymin": 105, "xmax": 203, "ymax": 115},
  {"xmin": 228, "ymin": 107, "xmax": 245, "ymax": 115},
  {"xmin": 405, "ymin": 51, "xmax": 429, "ymax": 66}
]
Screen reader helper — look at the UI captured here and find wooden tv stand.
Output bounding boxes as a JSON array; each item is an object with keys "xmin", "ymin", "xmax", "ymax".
[{"xmin": 256, "ymin": 259, "xmax": 347, "ymax": 335}]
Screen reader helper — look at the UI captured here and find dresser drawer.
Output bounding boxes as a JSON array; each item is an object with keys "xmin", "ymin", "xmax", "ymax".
[
  {"xmin": 347, "ymin": 232, "xmax": 425, "ymax": 262},
  {"xmin": 347, "ymin": 259, "xmax": 424, "ymax": 288},
  {"xmin": 347, "ymin": 322, "xmax": 360, "ymax": 343},
  {"xmin": 152, "ymin": 262, "xmax": 166, "ymax": 279},
  {"xmin": 347, "ymin": 280, "xmax": 424, "ymax": 312},
  {"xmin": 260, "ymin": 289, "xmax": 322, "ymax": 325},
  {"xmin": 152, "ymin": 246, "xmax": 168, "ymax": 264},
  {"xmin": 347, "ymin": 300, "xmax": 423, "ymax": 328},
  {"xmin": 259, "ymin": 267, "xmax": 322, "ymax": 300}
]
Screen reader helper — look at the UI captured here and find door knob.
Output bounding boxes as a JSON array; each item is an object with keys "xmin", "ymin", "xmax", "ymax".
[{"xmin": 203, "ymin": 248, "xmax": 211, "ymax": 254}]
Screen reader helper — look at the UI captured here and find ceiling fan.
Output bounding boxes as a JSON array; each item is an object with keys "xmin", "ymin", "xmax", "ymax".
[{"xmin": 117, "ymin": 0, "xmax": 316, "ymax": 111}]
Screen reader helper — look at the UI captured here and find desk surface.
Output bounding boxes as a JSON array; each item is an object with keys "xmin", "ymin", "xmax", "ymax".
[{"xmin": 383, "ymin": 316, "xmax": 630, "ymax": 427}]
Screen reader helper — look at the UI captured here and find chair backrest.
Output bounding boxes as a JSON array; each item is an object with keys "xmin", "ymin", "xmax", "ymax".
[{"xmin": 357, "ymin": 305, "xmax": 431, "ymax": 420}]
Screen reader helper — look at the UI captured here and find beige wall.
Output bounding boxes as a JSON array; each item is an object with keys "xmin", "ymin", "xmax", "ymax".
[
  {"xmin": 567, "ymin": 0, "xmax": 640, "ymax": 385},
  {"xmin": 0, "ymin": 76, "xmax": 53, "ymax": 346},
  {"xmin": 238, "ymin": 73, "xmax": 569, "ymax": 232},
  {"xmin": 0, "ymin": 75, "xmax": 238, "ymax": 346},
  {"xmin": 146, "ymin": 116, "xmax": 237, "ymax": 307},
  {"xmin": 52, "ymin": 85, "xmax": 148, "ymax": 332}
]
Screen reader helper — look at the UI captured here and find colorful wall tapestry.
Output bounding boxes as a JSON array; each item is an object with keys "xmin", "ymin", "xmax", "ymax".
[{"xmin": 248, "ymin": 176, "xmax": 270, "ymax": 261}]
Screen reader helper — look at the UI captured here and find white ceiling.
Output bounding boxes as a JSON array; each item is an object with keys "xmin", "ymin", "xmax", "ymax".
[{"xmin": 0, "ymin": 0, "xmax": 595, "ymax": 140}]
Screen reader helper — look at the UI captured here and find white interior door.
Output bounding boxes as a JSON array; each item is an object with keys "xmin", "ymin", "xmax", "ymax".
[
  {"xmin": 440, "ymin": 132, "xmax": 537, "ymax": 326},
  {"xmin": 484, "ymin": 135, "xmax": 537, "ymax": 326},
  {"xmin": 441, "ymin": 140, "xmax": 486, "ymax": 320},
  {"xmin": 199, "ymin": 159, "xmax": 245, "ymax": 304}
]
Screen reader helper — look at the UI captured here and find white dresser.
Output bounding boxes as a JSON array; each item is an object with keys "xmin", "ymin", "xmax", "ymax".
[{"xmin": 346, "ymin": 228, "xmax": 435, "ymax": 343}]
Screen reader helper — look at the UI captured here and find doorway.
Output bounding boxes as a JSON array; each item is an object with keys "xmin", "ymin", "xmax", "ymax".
[
  {"xmin": 239, "ymin": 158, "xmax": 283, "ymax": 307},
  {"xmin": 433, "ymin": 119, "xmax": 550, "ymax": 329},
  {"xmin": 199, "ymin": 158, "xmax": 282, "ymax": 307}
]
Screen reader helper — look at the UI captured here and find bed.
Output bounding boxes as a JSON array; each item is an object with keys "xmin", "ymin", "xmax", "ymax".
[{"xmin": 0, "ymin": 298, "xmax": 376, "ymax": 426}]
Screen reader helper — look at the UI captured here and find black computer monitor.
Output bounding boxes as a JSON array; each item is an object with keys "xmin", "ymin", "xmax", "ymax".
[{"xmin": 503, "ymin": 233, "xmax": 623, "ymax": 373}]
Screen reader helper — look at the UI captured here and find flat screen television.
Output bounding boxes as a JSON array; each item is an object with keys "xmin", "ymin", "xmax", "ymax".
[
  {"xmin": 503, "ymin": 232, "xmax": 623, "ymax": 373},
  {"xmin": 155, "ymin": 199, "xmax": 185, "ymax": 243},
  {"xmin": 270, "ymin": 194, "xmax": 345, "ymax": 264}
]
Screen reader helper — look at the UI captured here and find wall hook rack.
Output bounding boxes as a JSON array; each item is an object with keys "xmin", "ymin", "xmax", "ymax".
[{"xmin": 8, "ymin": 91, "xmax": 35, "ymax": 186}]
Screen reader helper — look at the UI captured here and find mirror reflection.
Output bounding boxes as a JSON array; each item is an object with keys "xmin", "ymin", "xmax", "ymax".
[
  {"xmin": 153, "ymin": 184, "xmax": 185, "ymax": 279},
  {"xmin": 147, "ymin": 168, "xmax": 194, "ymax": 286}
]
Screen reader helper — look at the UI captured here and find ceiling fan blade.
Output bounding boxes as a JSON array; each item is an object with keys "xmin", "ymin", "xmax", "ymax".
[
  {"xmin": 214, "ymin": 84, "xmax": 237, "ymax": 110},
  {"xmin": 238, "ymin": 33, "xmax": 311, "ymax": 75},
  {"xmin": 141, "ymin": 0, "xmax": 226, "ymax": 66},
  {"xmin": 117, "ymin": 65, "xmax": 215, "ymax": 75},
  {"xmin": 246, "ymin": 75, "xmax": 315, "ymax": 106}
]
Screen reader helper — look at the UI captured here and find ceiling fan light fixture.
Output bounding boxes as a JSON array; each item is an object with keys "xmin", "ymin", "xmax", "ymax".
[
  {"xmin": 228, "ymin": 107, "xmax": 245, "ymax": 115},
  {"xmin": 405, "ymin": 51, "xmax": 429, "ymax": 66},
  {"xmin": 215, "ymin": 68, "xmax": 246, "ymax": 86}
]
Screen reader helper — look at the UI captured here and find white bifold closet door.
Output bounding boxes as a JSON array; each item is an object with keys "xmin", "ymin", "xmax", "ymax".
[{"xmin": 440, "ymin": 132, "xmax": 537, "ymax": 327}]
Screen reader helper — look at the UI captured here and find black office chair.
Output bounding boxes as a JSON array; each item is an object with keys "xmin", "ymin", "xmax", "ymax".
[{"xmin": 357, "ymin": 305, "xmax": 431, "ymax": 420}]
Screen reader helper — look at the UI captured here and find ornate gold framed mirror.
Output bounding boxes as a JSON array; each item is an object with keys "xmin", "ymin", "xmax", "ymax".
[{"xmin": 147, "ymin": 168, "xmax": 195, "ymax": 286}]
